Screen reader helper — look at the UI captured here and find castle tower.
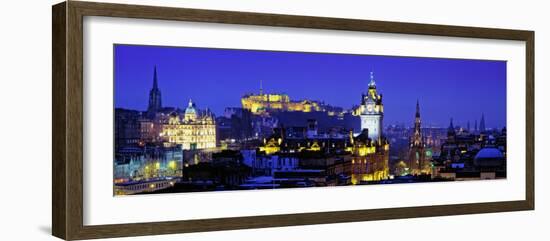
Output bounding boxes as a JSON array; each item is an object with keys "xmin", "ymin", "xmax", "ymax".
[
  {"xmin": 359, "ymin": 72, "xmax": 384, "ymax": 140},
  {"xmin": 147, "ymin": 66, "xmax": 162, "ymax": 117}
]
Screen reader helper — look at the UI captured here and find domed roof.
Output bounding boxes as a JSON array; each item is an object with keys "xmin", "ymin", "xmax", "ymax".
[
  {"xmin": 475, "ymin": 148, "xmax": 504, "ymax": 159},
  {"xmin": 474, "ymin": 147, "xmax": 504, "ymax": 167},
  {"xmin": 185, "ymin": 99, "xmax": 196, "ymax": 114}
]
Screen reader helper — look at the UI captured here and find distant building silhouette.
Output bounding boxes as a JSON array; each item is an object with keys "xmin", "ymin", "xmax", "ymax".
[
  {"xmin": 479, "ymin": 113, "xmax": 486, "ymax": 132},
  {"xmin": 147, "ymin": 66, "xmax": 162, "ymax": 118}
]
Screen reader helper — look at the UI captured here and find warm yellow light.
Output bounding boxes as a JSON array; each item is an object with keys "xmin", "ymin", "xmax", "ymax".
[
  {"xmin": 357, "ymin": 146, "xmax": 375, "ymax": 156},
  {"xmin": 260, "ymin": 146, "xmax": 280, "ymax": 155},
  {"xmin": 308, "ymin": 142, "xmax": 321, "ymax": 151},
  {"xmin": 168, "ymin": 160, "xmax": 176, "ymax": 169}
]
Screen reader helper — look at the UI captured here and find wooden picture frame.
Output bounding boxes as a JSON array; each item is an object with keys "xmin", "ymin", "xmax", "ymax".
[{"xmin": 52, "ymin": 1, "xmax": 534, "ymax": 240}]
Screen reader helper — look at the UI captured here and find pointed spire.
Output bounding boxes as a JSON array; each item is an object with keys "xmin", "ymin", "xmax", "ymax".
[
  {"xmin": 412, "ymin": 99, "xmax": 423, "ymax": 147},
  {"xmin": 368, "ymin": 71, "xmax": 376, "ymax": 88},
  {"xmin": 415, "ymin": 99, "xmax": 420, "ymax": 118},
  {"xmin": 147, "ymin": 65, "xmax": 162, "ymax": 116},
  {"xmin": 188, "ymin": 98, "xmax": 194, "ymax": 107},
  {"xmin": 448, "ymin": 118, "xmax": 456, "ymax": 136},
  {"xmin": 260, "ymin": 79, "xmax": 263, "ymax": 95},
  {"xmin": 152, "ymin": 65, "xmax": 159, "ymax": 90},
  {"xmin": 480, "ymin": 113, "xmax": 486, "ymax": 132}
]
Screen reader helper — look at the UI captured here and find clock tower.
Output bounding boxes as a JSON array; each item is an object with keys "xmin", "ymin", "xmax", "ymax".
[{"xmin": 359, "ymin": 72, "xmax": 384, "ymax": 140}]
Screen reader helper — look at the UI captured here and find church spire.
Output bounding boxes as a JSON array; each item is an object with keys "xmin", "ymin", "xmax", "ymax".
[
  {"xmin": 153, "ymin": 65, "xmax": 159, "ymax": 90},
  {"xmin": 147, "ymin": 66, "xmax": 162, "ymax": 117},
  {"xmin": 411, "ymin": 99, "xmax": 422, "ymax": 147},
  {"xmin": 409, "ymin": 99, "xmax": 427, "ymax": 175},
  {"xmin": 415, "ymin": 99, "xmax": 420, "ymax": 118}
]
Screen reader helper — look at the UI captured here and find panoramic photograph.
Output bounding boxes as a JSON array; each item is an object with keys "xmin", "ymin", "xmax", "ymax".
[{"xmin": 113, "ymin": 44, "xmax": 507, "ymax": 196}]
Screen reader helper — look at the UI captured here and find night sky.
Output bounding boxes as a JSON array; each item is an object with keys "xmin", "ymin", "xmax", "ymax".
[{"xmin": 114, "ymin": 44, "xmax": 506, "ymax": 129}]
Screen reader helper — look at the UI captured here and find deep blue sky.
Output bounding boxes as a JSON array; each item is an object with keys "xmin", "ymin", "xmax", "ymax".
[{"xmin": 114, "ymin": 44, "xmax": 506, "ymax": 128}]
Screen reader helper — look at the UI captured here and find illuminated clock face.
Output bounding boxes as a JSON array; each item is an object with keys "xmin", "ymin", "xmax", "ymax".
[{"xmin": 367, "ymin": 104, "xmax": 374, "ymax": 112}]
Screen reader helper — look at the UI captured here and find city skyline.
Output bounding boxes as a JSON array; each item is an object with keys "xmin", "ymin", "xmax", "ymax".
[
  {"xmin": 114, "ymin": 44, "xmax": 506, "ymax": 128},
  {"xmin": 114, "ymin": 44, "xmax": 507, "ymax": 195}
]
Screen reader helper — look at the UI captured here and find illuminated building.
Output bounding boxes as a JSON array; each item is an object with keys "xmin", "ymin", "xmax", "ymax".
[
  {"xmin": 358, "ymin": 72, "xmax": 384, "ymax": 140},
  {"xmin": 114, "ymin": 179, "xmax": 177, "ymax": 195},
  {"xmin": 114, "ymin": 144, "xmax": 183, "ymax": 188},
  {"xmin": 348, "ymin": 129, "xmax": 390, "ymax": 184},
  {"xmin": 161, "ymin": 99, "xmax": 217, "ymax": 150},
  {"xmin": 257, "ymin": 118, "xmax": 390, "ymax": 184},
  {"xmin": 241, "ymin": 93, "xmax": 322, "ymax": 114},
  {"xmin": 240, "ymin": 80, "xmax": 326, "ymax": 114},
  {"xmin": 350, "ymin": 73, "xmax": 390, "ymax": 182},
  {"xmin": 407, "ymin": 100, "xmax": 432, "ymax": 175}
]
